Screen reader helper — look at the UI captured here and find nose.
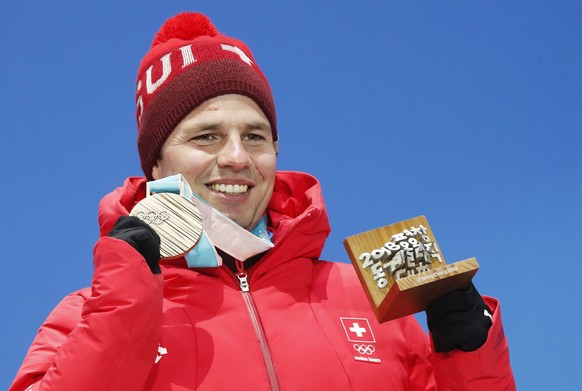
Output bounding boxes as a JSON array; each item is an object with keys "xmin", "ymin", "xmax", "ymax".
[{"xmin": 217, "ymin": 135, "xmax": 251, "ymax": 171}]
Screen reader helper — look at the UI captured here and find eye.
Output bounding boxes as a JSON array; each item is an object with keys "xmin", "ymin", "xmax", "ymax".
[
  {"xmin": 243, "ymin": 125, "xmax": 273, "ymax": 145},
  {"xmin": 190, "ymin": 132, "xmax": 218, "ymax": 145},
  {"xmin": 192, "ymin": 133, "xmax": 212, "ymax": 140},
  {"xmin": 244, "ymin": 133, "xmax": 267, "ymax": 142}
]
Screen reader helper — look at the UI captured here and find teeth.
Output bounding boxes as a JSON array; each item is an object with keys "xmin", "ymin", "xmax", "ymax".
[{"xmin": 209, "ymin": 184, "xmax": 249, "ymax": 194}]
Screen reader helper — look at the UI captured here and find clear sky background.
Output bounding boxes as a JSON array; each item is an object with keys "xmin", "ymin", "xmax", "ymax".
[{"xmin": 2, "ymin": 1, "xmax": 580, "ymax": 389}]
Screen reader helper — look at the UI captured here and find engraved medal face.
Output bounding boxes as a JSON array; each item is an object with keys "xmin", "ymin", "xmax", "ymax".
[{"xmin": 130, "ymin": 193, "xmax": 203, "ymax": 259}]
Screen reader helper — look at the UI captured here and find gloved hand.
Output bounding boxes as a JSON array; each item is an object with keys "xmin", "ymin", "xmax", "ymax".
[
  {"xmin": 426, "ymin": 282, "xmax": 493, "ymax": 353},
  {"xmin": 108, "ymin": 215, "xmax": 161, "ymax": 274}
]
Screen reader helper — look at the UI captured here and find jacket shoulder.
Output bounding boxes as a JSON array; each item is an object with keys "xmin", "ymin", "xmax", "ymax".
[{"xmin": 42, "ymin": 288, "xmax": 90, "ymax": 333}]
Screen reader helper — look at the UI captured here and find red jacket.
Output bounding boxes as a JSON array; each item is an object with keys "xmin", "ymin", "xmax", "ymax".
[{"xmin": 11, "ymin": 171, "xmax": 515, "ymax": 390}]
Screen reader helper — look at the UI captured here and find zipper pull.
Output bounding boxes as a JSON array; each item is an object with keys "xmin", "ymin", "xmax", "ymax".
[
  {"xmin": 237, "ymin": 273, "xmax": 250, "ymax": 292},
  {"xmin": 235, "ymin": 259, "xmax": 250, "ymax": 292}
]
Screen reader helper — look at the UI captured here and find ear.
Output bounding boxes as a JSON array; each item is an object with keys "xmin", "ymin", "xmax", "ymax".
[{"xmin": 151, "ymin": 160, "xmax": 163, "ymax": 180}]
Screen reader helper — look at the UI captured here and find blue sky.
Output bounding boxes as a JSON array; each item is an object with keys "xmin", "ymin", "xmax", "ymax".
[{"xmin": 2, "ymin": 1, "xmax": 581, "ymax": 389}]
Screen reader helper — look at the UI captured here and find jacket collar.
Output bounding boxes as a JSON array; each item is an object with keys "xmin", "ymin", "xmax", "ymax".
[{"xmin": 97, "ymin": 171, "xmax": 331, "ymax": 272}]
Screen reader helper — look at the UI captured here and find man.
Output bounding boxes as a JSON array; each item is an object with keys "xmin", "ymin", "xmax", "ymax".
[{"xmin": 11, "ymin": 12, "xmax": 515, "ymax": 390}]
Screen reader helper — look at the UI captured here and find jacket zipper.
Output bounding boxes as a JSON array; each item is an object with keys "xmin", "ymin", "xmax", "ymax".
[{"xmin": 234, "ymin": 260, "xmax": 280, "ymax": 391}]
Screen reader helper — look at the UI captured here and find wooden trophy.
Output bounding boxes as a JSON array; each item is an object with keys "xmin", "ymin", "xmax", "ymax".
[{"xmin": 344, "ymin": 216, "xmax": 479, "ymax": 323}]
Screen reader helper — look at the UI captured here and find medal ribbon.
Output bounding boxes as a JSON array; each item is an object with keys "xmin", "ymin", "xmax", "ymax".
[{"xmin": 148, "ymin": 174, "xmax": 274, "ymax": 268}]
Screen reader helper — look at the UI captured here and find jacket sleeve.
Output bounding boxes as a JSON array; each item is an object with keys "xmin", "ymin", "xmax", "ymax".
[
  {"xmin": 10, "ymin": 237, "xmax": 164, "ymax": 391},
  {"xmin": 402, "ymin": 318, "xmax": 437, "ymax": 391},
  {"xmin": 429, "ymin": 297, "xmax": 516, "ymax": 391}
]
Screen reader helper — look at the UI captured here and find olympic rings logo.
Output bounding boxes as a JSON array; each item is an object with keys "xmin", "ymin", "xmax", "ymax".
[
  {"xmin": 353, "ymin": 344, "xmax": 375, "ymax": 355},
  {"xmin": 135, "ymin": 210, "xmax": 170, "ymax": 225}
]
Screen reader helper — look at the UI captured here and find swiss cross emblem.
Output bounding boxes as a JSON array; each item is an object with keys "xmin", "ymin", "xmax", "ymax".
[{"xmin": 340, "ymin": 317, "xmax": 376, "ymax": 343}]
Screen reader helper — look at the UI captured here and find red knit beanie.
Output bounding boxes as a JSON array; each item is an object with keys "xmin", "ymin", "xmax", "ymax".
[{"xmin": 135, "ymin": 12, "xmax": 277, "ymax": 179}]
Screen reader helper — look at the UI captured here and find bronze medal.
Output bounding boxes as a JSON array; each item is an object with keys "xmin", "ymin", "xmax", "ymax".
[{"xmin": 130, "ymin": 192, "xmax": 203, "ymax": 259}]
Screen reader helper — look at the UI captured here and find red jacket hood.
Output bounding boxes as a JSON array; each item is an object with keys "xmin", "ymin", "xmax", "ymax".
[{"xmin": 98, "ymin": 171, "xmax": 331, "ymax": 267}]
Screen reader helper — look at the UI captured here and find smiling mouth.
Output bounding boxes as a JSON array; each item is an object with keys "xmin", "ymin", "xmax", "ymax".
[{"xmin": 207, "ymin": 183, "xmax": 250, "ymax": 195}]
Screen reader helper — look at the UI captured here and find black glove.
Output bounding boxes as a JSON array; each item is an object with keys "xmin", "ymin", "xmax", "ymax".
[
  {"xmin": 426, "ymin": 282, "xmax": 492, "ymax": 353},
  {"xmin": 108, "ymin": 215, "xmax": 161, "ymax": 274}
]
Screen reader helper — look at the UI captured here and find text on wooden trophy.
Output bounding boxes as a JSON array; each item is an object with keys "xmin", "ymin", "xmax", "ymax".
[{"xmin": 357, "ymin": 223, "xmax": 444, "ymax": 289}]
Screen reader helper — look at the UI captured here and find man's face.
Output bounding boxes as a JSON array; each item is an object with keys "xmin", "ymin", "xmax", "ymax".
[{"xmin": 152, "ymin": 94, "xmax": 277, "ymax": 231}]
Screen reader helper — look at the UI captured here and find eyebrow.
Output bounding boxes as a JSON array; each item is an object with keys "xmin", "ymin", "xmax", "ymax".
[
  {"xmin": 190, "ymin": 121, "xmax": 220, "ymax": 131},
  {"xmin": 183, "ymin": 118, "xmax": 270, "ymax": 129},
  {"xmin": 188, "ymin": 120, "xmax": 271, "ymax": 133},
  {"xmin": 244, "ymin": 121, "xmax": 272, "ymax": 132}
]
